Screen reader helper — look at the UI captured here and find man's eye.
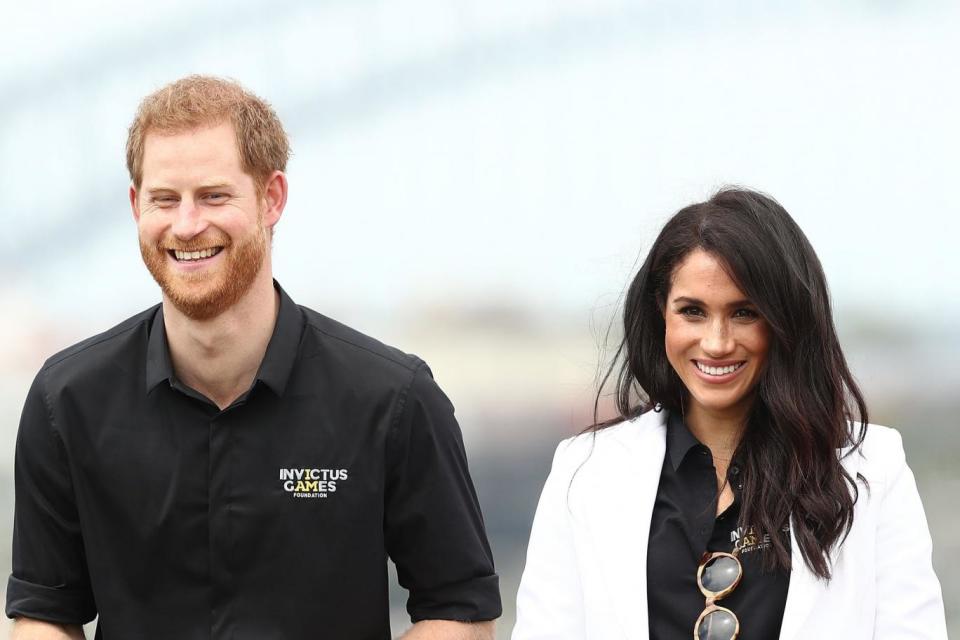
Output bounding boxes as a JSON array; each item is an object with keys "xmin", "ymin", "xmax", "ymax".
[
  {"xmin": 204, "ymin": 193, "xmax": 228, "ymax": 202},
  {"xmin": 152, "ymin": 197, "xmax": 178, "ymax": 206}
]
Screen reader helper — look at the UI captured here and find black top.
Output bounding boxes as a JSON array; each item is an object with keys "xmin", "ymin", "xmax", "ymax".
[
  {"xmin": 647, "ymin": 411, "xmax": 790, "ymax": 640},
  {"xmin": 6, "ymin": 282, "xmax": 501, "ymax": 639}
]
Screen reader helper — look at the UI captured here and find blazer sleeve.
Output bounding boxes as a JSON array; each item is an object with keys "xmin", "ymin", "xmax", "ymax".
[
  {"xmin": 872, "ymin": 429, "xmax": 947, "ymax": 639},
  {"xmin": 512, "ymin": 440, "xmax": 586, "ymax": 640}
]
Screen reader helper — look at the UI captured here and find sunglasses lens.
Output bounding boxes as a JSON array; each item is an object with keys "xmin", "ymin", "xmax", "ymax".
[
  {"xmin": 700, "ymin": 555, "xmax": 741, "ymax": 593},
  {"xmin": 696, "ymin": 608, "xmax": 738, "ymax": 640}
]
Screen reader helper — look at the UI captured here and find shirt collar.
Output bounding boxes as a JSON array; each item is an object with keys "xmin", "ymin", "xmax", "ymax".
[
  {"xmin": 145, "ymin": 305, "xmax": 173, "ymax": 393},
  {"xmin": 145, "ymin": 280, "xmax": 304, "ymax": 397},
  {"xmin": 666, "ymin": 409, "xmax": 703, "ymax": 471},
  {"xmin": 255, "ymin": 281, "xmax": 304, "ymax": 396}
]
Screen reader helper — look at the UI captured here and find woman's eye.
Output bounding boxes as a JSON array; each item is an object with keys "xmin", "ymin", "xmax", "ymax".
[
  {"xmin": 733, "ymin": 308, "xmax": 759, "ymax": 319},
  {"xmin": 679, "ymin": 306, "xmax": 704, "ymax": 317}
]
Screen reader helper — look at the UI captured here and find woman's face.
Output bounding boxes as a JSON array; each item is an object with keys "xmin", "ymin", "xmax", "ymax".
[{"xmin": 663, "ymin": 248, "xmax": 770, "ymax": 423}]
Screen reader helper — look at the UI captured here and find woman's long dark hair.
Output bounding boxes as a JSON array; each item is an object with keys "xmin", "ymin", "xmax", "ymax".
[{"xmin": 593, "ymin": 187, "xmax": 867, "ymax": 579}]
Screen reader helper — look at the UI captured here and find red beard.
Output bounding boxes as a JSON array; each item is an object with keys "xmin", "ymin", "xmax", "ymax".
[{"xmin": 139, "ymin": 222, "xmax": 268, "ymax": 321}]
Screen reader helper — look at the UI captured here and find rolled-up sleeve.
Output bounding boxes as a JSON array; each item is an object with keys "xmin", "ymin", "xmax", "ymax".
[
  {"xmin": 384, "ymin": 362, "xmax": 501, "ymax": 623},
  {"xmin": 6, "ymin": 371, "xmax": 96, "ymax": 624}
]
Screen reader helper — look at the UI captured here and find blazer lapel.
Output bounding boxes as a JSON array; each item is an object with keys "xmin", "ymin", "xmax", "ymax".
[
  {"xmin": 778, "ymin": 445, "xmax": 862, "ymax": 639},
  {"xmin": 583, "ymin": 410, "xmax": 667, "ymax": 640},
  {"xmin": 777, "ymin": 518, "xmax": 828, "ymax": 639}
]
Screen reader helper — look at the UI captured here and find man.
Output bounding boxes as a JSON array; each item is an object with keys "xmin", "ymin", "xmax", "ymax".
[{"xmin": 7, "ymin": 76, "xmax": 500, "ymax": 639}]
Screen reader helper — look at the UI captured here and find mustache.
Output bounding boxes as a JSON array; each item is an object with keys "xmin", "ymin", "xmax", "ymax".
[{"xmin": 156, "ymin": 233, "xmax": 230, "ymax": 252}]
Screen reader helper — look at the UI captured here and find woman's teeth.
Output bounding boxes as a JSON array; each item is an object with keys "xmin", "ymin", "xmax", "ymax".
[{"xmin": 695, "ymin": 361, "xmax": 745, "ymax": 376}]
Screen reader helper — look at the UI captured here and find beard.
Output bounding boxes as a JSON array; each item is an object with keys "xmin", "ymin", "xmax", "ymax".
[{"xmin": 139, "ymin": 220, "xmax": 268, "ymax": 321}]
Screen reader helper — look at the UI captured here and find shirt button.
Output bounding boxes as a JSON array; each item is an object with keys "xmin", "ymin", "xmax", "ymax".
[{"xmin": 730, "ymin": 465, "xmax": 740, "ymax": 476}]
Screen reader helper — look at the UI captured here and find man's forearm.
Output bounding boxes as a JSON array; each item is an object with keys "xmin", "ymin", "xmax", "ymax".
[
  {"xmin": 11, "ymin": 618, "xmax": 85, "ymax": 640},
  {"xmin": 398, "ymin": 619, "xmax": 495, "ymax": 640}
]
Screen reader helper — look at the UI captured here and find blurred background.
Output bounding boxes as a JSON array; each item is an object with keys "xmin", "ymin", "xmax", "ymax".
[{"xmin": 2, "ymin": 0, "xmax": 958, "ymax": 636}]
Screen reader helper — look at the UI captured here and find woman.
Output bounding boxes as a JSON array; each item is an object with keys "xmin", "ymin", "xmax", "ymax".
[{"xmin": 512, "ymin": 188, "xmax": 946, "ymax": 639}]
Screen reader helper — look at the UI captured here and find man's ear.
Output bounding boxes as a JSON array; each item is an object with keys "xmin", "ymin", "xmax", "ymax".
[
  {"xmin": 261, "ymin": 171, "xmax": 288, "ymax": 231},
  {"xmin": 130, "ymin": 185, "xmax": 141, "ymax": 223}
]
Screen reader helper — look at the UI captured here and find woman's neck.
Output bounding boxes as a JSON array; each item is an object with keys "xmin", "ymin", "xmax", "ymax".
[{"xmin": 684, "ymin": 401, "xmax": 750, "ymax": 464}]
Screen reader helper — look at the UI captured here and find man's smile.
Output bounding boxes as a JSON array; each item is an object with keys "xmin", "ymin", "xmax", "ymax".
[{"xmin": 167, "ymin": 246, "xmax": 224, "ymax": 262}]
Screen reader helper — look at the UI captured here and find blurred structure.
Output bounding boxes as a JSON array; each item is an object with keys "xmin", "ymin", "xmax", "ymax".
[{"xmin": 3, "ymin": 0, "xmax": 959, "ymax": 635}]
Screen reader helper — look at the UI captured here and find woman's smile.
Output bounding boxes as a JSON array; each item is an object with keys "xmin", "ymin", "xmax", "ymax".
[{"xmin": 691, "ymin": 359, "xmax": 747, "ymax": 383}]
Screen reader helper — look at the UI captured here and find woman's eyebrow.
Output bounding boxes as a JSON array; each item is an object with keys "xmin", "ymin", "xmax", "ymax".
[
  {"xmin": 671, "ymin": 296, "xmax": 704, "ymax": 305},
  {"xmin": 671, "ymin": 295, "xmax": 754, "ymax": 308}
]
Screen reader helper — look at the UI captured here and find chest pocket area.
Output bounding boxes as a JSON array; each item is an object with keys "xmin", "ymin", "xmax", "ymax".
[{"xmin": 90, "ymin": 424, "xmax": 206, "ymax": 539}]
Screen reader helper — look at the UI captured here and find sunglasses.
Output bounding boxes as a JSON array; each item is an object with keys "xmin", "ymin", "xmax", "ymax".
[{"xmin": 694, "ymin": 550, "xmax": 743, "ymax": 640}]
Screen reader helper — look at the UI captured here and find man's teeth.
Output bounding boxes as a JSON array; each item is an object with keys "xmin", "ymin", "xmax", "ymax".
[
  {"xmin": 696, "ymin": 361, "xmax": 745, "ymax": 376},
  {"xmin": 174, "ymin": 248, "xmax": 220, "ymax": 261}
]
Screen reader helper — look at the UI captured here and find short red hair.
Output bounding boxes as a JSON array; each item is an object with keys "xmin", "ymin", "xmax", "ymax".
[{"xmin": 126, "ymin": 75, "xmax": 290, "ymax": 194}]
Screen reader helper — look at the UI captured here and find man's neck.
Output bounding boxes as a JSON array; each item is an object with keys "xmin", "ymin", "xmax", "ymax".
[{"xmin": 162, "ymin": 272, "xmax": 280, "ymax": 410}]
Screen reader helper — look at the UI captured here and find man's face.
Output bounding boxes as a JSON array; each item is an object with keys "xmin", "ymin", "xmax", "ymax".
[{"xmin": 132, "ymin": 122, "xmax": 270, "ymax": 320}]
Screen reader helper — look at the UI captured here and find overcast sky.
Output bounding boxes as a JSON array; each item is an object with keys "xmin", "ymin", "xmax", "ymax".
[{"xmin": 3, "ymin": 0, "xmax": 958, "ymax": 336}]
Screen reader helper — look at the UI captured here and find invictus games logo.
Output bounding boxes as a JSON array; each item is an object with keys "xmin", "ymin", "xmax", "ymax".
[
  {"xmin": 279, "ymin": 468, "xmax": 349, "ymax": 499},
  {"xmin": 731, "ymin": 523, "xmax": 791, "ymax": 554}
]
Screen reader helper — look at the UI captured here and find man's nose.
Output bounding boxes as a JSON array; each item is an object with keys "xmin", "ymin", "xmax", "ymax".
[
  {"xmin": 701, "ymin": 319, "xmax": 735, "ymax": 356},
  {"xmin": 170, "ymin": 198, "xmax": 209, "ymax": 240}
]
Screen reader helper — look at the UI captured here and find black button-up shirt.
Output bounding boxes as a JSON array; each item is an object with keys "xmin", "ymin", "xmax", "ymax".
[
  {"xmin": 647, "ymin": 411, "xmax": 789, "ymax": 640},
  {"xmin": 7, "ymin": 283, "xmax": 500, "ymax": 639}
]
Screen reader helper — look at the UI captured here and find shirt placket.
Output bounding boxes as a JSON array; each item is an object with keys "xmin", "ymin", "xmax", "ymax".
[{"xmin": 209, "ymin": 407, "xmax": 235, "ymax": 639}]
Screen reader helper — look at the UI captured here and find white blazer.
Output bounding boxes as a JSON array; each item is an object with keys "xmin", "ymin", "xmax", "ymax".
[{"xmin": 512, "ymin": 410, "xmax": 947, "ymax": 639}]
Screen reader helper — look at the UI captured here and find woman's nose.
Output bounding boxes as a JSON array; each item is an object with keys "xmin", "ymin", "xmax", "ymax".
[{"xmin": 700, "ymin": 320, "xmax": 735, "ymax": 356}]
